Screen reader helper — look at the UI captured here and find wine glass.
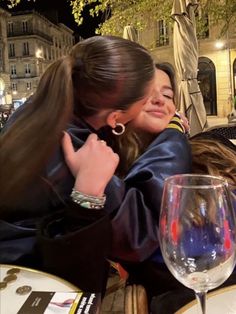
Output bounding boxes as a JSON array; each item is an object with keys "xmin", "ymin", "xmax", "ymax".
[{"xmin": 159, "ymin": 174, "xmax": 236, "ymax": 314}]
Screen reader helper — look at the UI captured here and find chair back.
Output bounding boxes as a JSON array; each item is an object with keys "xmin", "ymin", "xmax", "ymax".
[
  {"xmin": 124, "ymin": 284, "xmax": 149, "ymax": 314},
  {"xmin": 206, "ymin": 124, "xmax": 236, "ymax": 139}
]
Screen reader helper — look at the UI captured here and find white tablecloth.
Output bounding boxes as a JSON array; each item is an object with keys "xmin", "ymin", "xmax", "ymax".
[
  {"xmin": 0, "ymin": 264, "xmax": 78, "ymax": 314},
  {"xmin": 176, "ymin": 285, "xmax": 236, "ymax": 314}
]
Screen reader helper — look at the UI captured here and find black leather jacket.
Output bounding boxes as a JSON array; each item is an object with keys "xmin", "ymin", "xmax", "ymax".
[{"xmin": 0, "ymin": 111, "xmax": 192, "ymax": 292}]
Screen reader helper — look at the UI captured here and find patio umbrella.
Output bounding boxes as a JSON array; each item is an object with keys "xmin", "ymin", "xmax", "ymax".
[
  {"xmin": 123, "ymin": 25, "xmax": 138, "ymax": 42},
  {"xmin": 172, "ymin": 0, "xmax": 207, "ymax": 136}
]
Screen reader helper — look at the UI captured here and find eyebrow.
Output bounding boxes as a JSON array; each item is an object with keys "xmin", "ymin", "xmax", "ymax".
[{"xmin": 161, "ymin": 85, "xmax": 173, "ymax": 91}]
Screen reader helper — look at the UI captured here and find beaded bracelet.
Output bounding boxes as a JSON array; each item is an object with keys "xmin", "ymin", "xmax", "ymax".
[{"xmin": 70, "ymin": 188, "xmax": 106, "ymax": 209}]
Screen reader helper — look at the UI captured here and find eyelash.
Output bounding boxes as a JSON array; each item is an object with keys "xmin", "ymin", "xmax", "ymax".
[{"xmin": 163, "ymin": 95, "xmax": 174, "ymax": 100}]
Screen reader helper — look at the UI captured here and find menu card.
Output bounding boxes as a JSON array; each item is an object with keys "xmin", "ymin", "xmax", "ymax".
[{"xmin": 17, "ymin": 291, "xmax": 101, "ymax": 314}]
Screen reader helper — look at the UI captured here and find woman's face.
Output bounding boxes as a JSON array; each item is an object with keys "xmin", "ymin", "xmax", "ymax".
[
  {"xmin": 131, "ymin": 69, "xmax": 176, "ymax": 133},
  {"xmin": 117, "ymin": 77, "xmax": 155, "ymax": 125}
]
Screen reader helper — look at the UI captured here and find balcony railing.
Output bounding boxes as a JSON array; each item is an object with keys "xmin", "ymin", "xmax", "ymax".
[
  {"xmin": 8, "ymin": 54, "xmax": 35, "ymax": 59},
  {"xmin": 10, "ymin": 74, "xmax": 38, "ymax": 79},
  {"xmin": 7, "ymin": 30, "xmax": 53, "ymax": 43}
]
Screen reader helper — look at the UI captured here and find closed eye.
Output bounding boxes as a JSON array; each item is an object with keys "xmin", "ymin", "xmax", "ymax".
[
  {"xmin": 163, "ymin": 94, "xmax": 174, "ymax": 100},
  {"xmin": 161, "ymin": 86, "xmax": 174, "ymax": 100}
]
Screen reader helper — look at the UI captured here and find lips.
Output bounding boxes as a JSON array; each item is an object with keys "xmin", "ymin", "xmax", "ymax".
[{"xmin": 146, "ymin": 110, "xmax": 166, "ymax": 118}]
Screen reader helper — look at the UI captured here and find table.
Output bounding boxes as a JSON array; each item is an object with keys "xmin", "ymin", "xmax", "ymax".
[
  {"xmin": 176, "ymin": 285, "xmax": 236, "ymax": 313},
  {"xmin": 0, "ymin": 264, "xmax": 79, "ymax": 314}
]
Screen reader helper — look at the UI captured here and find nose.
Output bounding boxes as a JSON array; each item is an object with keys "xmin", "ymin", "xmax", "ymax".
[{"xmin": 151, "ymin": 91, "xmax": 165, "ymax": 106}]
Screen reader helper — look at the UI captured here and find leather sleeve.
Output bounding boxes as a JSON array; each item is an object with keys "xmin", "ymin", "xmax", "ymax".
[
  {"xmin": 107, "ymin": 129, "xmax": 192, "ymax": 262},
  {"xmin": 37, "ymin": 201, "xmax": 112, "ymax": 293}
]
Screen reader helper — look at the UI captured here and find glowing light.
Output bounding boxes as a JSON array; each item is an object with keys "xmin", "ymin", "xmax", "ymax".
[
  {"xmin": 215, "ymin": 41, "xmax": 224, "ymax": 49},
  {"xmin": 35, "ymin": 49, "xmax": 43, "ymax": 59}
]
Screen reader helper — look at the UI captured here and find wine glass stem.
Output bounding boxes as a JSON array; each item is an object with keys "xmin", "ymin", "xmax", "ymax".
[{"xmin": 195, "ymin": 291, "xmax": 206, "ymax": 314}]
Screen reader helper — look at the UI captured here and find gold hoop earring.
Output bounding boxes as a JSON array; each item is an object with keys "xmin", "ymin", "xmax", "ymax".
[{"xmin": 112, "ymin": 123, "xmax": 125, "ymax": 135}]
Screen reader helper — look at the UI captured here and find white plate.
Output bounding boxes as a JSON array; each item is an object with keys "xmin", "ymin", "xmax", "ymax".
[
  {"xmin": 176, "ymin": 285, "xmax": 236, "ymax": 314},
  {"xmin": 0, "ymin": 264, "xmax": 79, "ymax": 314}
]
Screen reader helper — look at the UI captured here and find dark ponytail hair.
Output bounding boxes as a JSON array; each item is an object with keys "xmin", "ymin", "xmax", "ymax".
[
  {"xmin": 70, "ymin": 36, "xmax": 154, "ymax": 116},
  {"xmin": 0, "ymin": 36, "xmax": 154, "ymax": 210}
]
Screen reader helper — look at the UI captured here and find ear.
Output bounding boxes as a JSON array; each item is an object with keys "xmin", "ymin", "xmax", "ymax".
[{"xmin": 106, "ymin": 111, "xmax": 122, "ymax": 128}]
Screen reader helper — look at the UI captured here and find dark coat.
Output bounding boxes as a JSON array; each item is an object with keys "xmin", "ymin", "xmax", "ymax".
[{"xmin": 0, "ymin": 108, "xmax": 192, "ymax": 294}]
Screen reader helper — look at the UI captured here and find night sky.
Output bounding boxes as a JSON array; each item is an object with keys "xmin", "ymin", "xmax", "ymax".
[{"xmin": 1, "ymin": 0, "xmax": 102, "ymax": 39}]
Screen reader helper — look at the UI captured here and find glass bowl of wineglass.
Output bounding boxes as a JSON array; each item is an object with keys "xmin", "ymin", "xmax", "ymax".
[{"xmin": 159, "ymin": 174, "xmax": 236, "ymax": 314}]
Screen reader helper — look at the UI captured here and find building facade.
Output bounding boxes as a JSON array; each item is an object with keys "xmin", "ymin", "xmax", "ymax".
[
  {"xmin": 139, "ymin": 17, "xmax": 236, "ymax": 118},
  {"xmin": 0, "ymin": 8, "xmax": 12, "ymax": 110},
  {"xmin": 0, "ymin": 8, "xmax": 75, "ymax": 110}
]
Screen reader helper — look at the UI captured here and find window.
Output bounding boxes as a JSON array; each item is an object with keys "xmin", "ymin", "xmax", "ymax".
[
  {"xmin": 43, "ymin": 47, "xmax": 46, "ymax": 59},
  {"xmin": 7, "ymin": 22, "xmax": 14, "ymax": 35},
  {"xmin": 10, "ymin": 64, "xmax": 17, "ymax": 76},
  {"xmin": 0, "ymin": 48, "xmax": 2, "ymax": 71},
  {"xmin": 26, "ymin": 82, "xmax": 31, "ymax": 90},
  {"xmin": 157, "ymin": 20, "xmax": 169, "ymax": 47},
  {"xmin": 23, "ymin": 42, "xmax": 29, "ymax": 56},
  {"xmin": 9, "ymin": 43, "xmax": 15, "ymax": 57},
  {"xmin": 12, "ymin": 82, "xmax": 17, "ymax": 91},
  {"xmin": 22, "ymin": 20, "xmax": 28, "ymax": 33},
  {"xmin": 195, "ymin": 5, "xmax": 209, "ymax": 39},
  {"xmin": 25, "ymin": 63, "xmax": 31, "ymax": 75},
  {"xmin": 196, "ymin": 11, "xmax": 209, "ymax": 39}
]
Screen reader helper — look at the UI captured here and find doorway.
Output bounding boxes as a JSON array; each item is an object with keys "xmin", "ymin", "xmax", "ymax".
[{"xmin": 198, "ymin": 57, "xmax": 217, "ymax": 115}]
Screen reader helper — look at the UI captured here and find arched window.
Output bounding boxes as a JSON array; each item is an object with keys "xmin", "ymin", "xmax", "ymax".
[{"xmin": 198, "ymin": 57, "xmax": 217, "ymax": 115}]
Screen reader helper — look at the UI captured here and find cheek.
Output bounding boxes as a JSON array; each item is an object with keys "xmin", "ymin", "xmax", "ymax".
[
  {"xmin": 131, "ymin": 113, "xmax": 145, "ymax": 128},
  {"xmin": 130, "ymin": 102, "xmax": 147, "ymax": 119},
  {"xmin": 167, "ymin": 102, "xmax": 176, "ymax": 115}
]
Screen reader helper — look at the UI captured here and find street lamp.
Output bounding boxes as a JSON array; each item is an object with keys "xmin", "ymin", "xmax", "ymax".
[
  {"xmin": 36, "ymin": 48, "xmax": 43, "ymax": 59},
  {"xmin": 35, "ymin": 48, "xmax": 44, "ymax": 76}
]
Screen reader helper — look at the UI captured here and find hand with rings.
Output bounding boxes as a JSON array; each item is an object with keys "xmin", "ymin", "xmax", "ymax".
[
  {"xmin": 62, "ymin": 132, "xmax": 119, "ymax": 196},
  {"xmin": 99, "ymin": 140, "xmax": 107, "ymax": 145},
  {"xmin": 176, "ymin": 111, "xmax": 190, "ymax": 134}
]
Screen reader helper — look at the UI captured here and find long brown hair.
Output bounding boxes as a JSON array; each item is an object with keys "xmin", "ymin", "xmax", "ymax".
[
  {"xmin": 0, "ymin": 36, "xmax": 154, "ymax": 209},
  {"xmin": 190, "ymin": 136, "xmax": 236, "ymax": 187}
]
